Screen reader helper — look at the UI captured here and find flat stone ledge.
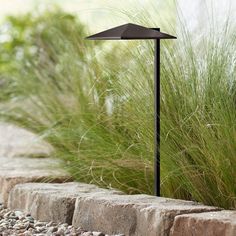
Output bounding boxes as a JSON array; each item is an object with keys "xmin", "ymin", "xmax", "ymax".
[
  {"xmin": 0, "ymin": 122, "xmax": 52, "ymax": 157},
  {"xmin": 8, "ymin": 182, "xmax": 123, "ymax": 225},
  {"xmin": 0, "ymin": 157, "xmax": 71, "ymax": 205},
  {"xmin": 170, "ymin": 210, "xmax": 236, "ymax": 236},
  {"xmin": 72, "ymin": 194, "xmax": 219, "ymax": 236}
]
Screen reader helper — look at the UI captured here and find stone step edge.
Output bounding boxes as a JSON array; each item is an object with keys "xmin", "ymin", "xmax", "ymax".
[
  {"xmin": 7, "ymin": 182, "xmax": 123, "ymax": 226},
  {"xmin": 72, "ymin": 192, "xmax": 221, "ymax": 236},
  {"xmin": 0, "ymin": 156, "xmax": 72, "ymax": 206},
  {"xmin": 169, "ymin": 210, "xmax": 236, "ymax": 236},
  {"xmin": 6, "ymin": 183, "xmax": 227, "ymax": 236}
]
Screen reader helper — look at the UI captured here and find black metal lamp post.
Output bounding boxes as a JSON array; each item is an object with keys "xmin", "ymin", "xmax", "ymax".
[{"xmin": 86, "ymin": 23, "xmax": 176, "ymax": 196}]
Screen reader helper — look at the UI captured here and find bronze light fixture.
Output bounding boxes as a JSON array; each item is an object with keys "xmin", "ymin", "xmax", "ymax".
[{"xmin": 86, "ymin": 23, "xmax": 176, "ymax": 196}]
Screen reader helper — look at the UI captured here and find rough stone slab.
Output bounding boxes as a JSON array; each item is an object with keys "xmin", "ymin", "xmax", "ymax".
[
  {"xmin": 0, "ymin": 157, "xmax": 71, "ymax": 205},
  {"xmin": 8, "ymin": 182, "xmax": 123, "ymax": 224},
  {"xmin": 0, "ymin": 122, "xmax": 52, "ymax": 157},
  {"xmin": 170, "ymin": 210, "xmax": 236, "ymax": 236},
  {"xmin": 72, "ymin": 194, "xmax": 219, "ymax": 236}
]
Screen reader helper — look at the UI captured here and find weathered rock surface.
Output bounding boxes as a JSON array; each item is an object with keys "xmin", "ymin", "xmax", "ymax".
[
  {"xmin": 170, "ymin": 210, "xmax": 236, "ymax": 236},
  {"xmin": 8, "ymin": 182, "xmax": 123, "ymax": 225},
  {"xmin": 0, "ymin": 157, "xmax": 71, "ymax": 205},
  {"xmin": 0, "ymin": 122, "xmax": 52, "ymax": 157},
  {"xmin": 72, "ymin": 194, "xmax": 219, "ymax": 236}
]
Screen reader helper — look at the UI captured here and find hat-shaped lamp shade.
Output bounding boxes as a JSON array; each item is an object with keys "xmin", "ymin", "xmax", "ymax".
[
  {"xmin": 86, "ymin": 23, "xmax": 176, "ymax": 40},
  {"xmin": 86, "ymin": 23, "xmax": 176, "ymax": 197}
]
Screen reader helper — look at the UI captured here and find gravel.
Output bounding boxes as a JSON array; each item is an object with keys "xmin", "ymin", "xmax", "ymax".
[{"xmin": 0, "ymin": 203, "xmax": 124, "ymax": 236}]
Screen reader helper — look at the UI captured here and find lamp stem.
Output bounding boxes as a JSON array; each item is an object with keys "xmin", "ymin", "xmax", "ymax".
[{"xmin": 154, "ymin": 37, "xmax": 160, "ymax": 197}]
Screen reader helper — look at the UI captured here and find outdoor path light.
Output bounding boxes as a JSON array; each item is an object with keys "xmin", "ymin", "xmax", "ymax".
[{"xmin": 86, "ymin": 23, "xmax": 176, "ymax": 196}]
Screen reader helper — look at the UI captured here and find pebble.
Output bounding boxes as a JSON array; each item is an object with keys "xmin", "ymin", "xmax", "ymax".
[
  {"xmin": 0, "ymin": 205, "xmax": 125, "ymax": 236},
  {"xmin": 92, "ymin": 232, "xmax": 105, "ymax": 236},
  {"xmin": 81, "ymin": 232, "xmax": 93, "ymax": 236}
]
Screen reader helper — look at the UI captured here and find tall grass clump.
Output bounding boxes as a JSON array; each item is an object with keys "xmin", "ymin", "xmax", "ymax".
[
  {"xmin": 160, "ymin": 19, "xmax": 236, "ymax": 209},
  {"xmin": 1, "ymin": 7, "xmax": 236, "ymax": 209},
  {"xmin": 0, "ymin": 8, "xmax": 156, "ymax": 194}
]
